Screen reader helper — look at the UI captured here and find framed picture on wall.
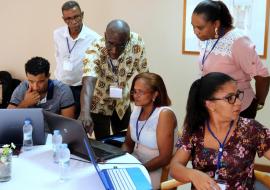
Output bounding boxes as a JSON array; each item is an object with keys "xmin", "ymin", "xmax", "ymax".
[{"xmin": 182, "ymin": 0, "xmax": 270, "ymax": 59}]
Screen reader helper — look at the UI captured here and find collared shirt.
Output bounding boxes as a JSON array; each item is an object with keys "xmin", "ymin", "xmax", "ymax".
[
  {"xmin": 9, "ymin": 79, "xmax": 74, "ymax": 114},
  {"xmin": 82, "ymin": 32, "xmax": 148, "ymax": 119},
  {"xmin": 199, "ymin": 28, "xmax": 269, "ymax": 111},
  {"xmin": 54, "ymin": 24, "xmax": 100, "ymax": 86}
]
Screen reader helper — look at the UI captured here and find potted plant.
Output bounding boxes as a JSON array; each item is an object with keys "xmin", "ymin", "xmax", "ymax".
[{"xmin": 0, "ymin": 143, "xmax": 15, "ymax": 182}]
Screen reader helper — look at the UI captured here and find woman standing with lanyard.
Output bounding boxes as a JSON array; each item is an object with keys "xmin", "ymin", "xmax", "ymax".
[
  {"xmin": 191, "ymin": 0, "xmax": 270, "ymax": 118},
  {"xmin": 170, "ymin": 72, "xmax": 270, "ymax": 190},
  {"xmin": 122, "ymin": 72, "xmax": 178, "ymax": 189}
]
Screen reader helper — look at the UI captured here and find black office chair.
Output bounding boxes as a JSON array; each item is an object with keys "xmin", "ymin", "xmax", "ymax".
[{"xmin": 0, "ymin": 71, "xmax": 21, "ymax": 108}]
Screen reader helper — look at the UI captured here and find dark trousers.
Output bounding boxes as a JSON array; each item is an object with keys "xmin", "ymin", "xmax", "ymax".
[
  {"xmin": 91, "ymin": 106, "xmax": 131, "ymax": 140},
  {"xmin": 70, "ymin": 85, "xmax": 82, "ymax": 119},
  {"xmin": 240, "ymin": 98, "xmax": 258, "ymax": 119}
]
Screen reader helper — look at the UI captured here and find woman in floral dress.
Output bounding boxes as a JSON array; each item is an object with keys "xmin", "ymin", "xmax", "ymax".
[{"xmin": 170, "ymin": 72, "xmax": 270, "ymax": 190}]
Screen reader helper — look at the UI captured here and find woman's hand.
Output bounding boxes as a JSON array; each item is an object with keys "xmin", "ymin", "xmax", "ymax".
[{"xmin": 190, "ymin": 170, "xmax": 221, "ymax": 190}]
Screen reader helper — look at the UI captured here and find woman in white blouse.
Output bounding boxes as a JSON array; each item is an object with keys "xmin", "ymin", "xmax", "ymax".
[{"xmin": 122, "ymin": 72, "xmax": 178, "ymax": 189}]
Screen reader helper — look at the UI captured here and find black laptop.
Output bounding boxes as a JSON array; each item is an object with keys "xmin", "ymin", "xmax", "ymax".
[
  {"xmin": 0, "ymin": 108, "xmax": 46, "ymax": 151},
  {"xmin": 43, "ymin": 111, "xmax": 126, "ymax": 162},
  {"xmin": 99, "ymin": 131, "xmax": 126, "ymax": 148}
]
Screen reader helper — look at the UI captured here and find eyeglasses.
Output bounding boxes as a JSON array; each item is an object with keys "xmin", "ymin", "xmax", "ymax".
[
  {"xmin": 209, "ymin": 90, "xmax": 244, "ymax": 104},
  {"xmin": 130, "ymin": 89, "xmax": 152, "ymax": 96},
  {"xmin": 63, "ymin": 14, "xmax": 82, "ymax": 23},
  {"xmin": 105, "ymin": 40, "xmax": 128, "ymax": 51}
]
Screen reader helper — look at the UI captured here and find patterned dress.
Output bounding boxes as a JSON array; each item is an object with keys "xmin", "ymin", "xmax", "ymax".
[{"xmin": 176, "ymin": 117, "xmax": 270, "ymax": 190}]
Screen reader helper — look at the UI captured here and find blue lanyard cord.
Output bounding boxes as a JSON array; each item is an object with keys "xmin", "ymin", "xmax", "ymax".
[
  {"xmin": 136, "ymin": 107, "xmax": 156, "ymax": 142},
  {"xmin": 201, "ymin": 37, "xmax": 220, "ymax": 70},
  {"xmin": 206, "ymin": 120, "xmax": 234, "ymax": 180},
  {"xmin": 66, "ymin": 38, "xmax": 78, "ymax": 54},
  {"xmin": 109, "ymin": 59, "xmax": 118, "ymax": 74},
  {"xmin": 201, "ymin": 28, "xmax": 225, "ymax": 71}
]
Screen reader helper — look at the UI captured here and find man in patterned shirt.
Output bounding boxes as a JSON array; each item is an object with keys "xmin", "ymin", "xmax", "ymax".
[{"xmin": 79, "ymin": 19, "xmax": 148, "ymax": 139}]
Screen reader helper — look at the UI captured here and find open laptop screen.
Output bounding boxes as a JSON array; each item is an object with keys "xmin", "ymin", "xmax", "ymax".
[
  {"xmin": 43, "ymin": 111, "xmax": 126, "ymax": 161},
  {"xmin": 0, "ymin": 108, "xmax": 46, "ymax": 148},
  {"xmin": 43, "ymin": 110, "xmax": 88, "ymax": 159}
]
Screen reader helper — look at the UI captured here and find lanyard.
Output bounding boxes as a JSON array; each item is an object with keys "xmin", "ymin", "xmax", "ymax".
[
  {"xmin": 201, "ymin": 37, "xmax": 221, "ymax": 71},
  {"xmin": 108, "ymin": 59, "xmax": 118, "ymax": 74},
  {"xmin": 206, "ymin": 120, "xmax": 234, "ymax": 180},
  {"xmin": 136, "ymin": 107, "xmax": 156, "ymax": 143},
  {"xmin": 66, "ymin": 37, "xmax": 78, "ymax": 54},
  {"xmin": 201, "ymin": 28, "xmax": 226, "ymax": 71}
]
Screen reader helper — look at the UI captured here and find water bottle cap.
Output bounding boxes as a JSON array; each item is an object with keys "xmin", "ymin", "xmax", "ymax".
[
  {"xmin": 24, "ymin": 120, "xmax": 31, "ymax": 125},
  {"xmin": 60, "ymin": 143, "xmax": 68, "ymax": 148},
  {"xmin": 53, "ymin": 130, "xmax": 60, "ymax": 135}
]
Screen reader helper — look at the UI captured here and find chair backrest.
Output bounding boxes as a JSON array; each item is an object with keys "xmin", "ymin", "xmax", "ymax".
[
  {"xmin": 160, "ymin": 128, "xmax": 182, "ymax": 190},
  {"xmin": 0, "ymin": 71, "xmax": 12, "ymax": 108},
  {"xmin": 0, "ymin": 71, "xmax": 21, "ymax": 108},
  {"xmin": 160, "ymin": 164, "xmax": 177, "ymax": 190}
]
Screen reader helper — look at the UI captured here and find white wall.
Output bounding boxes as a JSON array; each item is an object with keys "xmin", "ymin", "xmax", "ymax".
[{"xmin": 1, "ymin": 0, "xmax": 269, "ymax": 162}]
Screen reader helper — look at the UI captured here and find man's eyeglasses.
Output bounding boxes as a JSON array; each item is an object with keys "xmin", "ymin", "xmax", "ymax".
[
  {"xmin": 105, "ymin": 41, "xmax": 128, "ymax": 51},
  {"xmin": 208, "ymin": 90, "xmax": 244, "ymax": 104},
  {"xmin": 130, "ymin": 89, "xmax": 152, "ymax": 96},
  {"xmin": 63, "ymin": 14, "xmax": 82, "ymax": 23}
]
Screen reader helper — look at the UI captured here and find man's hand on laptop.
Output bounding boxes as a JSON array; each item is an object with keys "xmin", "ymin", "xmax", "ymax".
[{"xmin": 78, "ymin": 112, "xmax": 94, "ymax": 135}]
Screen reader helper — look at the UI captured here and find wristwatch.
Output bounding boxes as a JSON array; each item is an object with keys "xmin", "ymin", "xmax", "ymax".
[{"xmin": 257, "ymin": 103, "xmax": 264, "ymax": 110}]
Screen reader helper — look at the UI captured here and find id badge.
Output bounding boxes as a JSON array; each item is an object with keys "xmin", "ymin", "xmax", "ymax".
[
  {"xmin": 216, "ymin": 179, "xmax": 227, "ymax": 190},
  {"xmin": 63, "ymin": 59, "xmax": 73, "ymax": 71},
  {"xmin": 218, "ymin": 183, "xmax": 226, "ymax": 190},
  {"xmin": 109, "ymin": 85, "xmax": 122, "ymax": 99}
]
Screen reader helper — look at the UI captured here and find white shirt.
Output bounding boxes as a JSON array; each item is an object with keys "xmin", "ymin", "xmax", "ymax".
[
  {"xmin": 129, "ymin": 106, "xmax": 178, "ymax": 189},
  {"xmin": 54, "ymin": 24, "xmax": 100, "ymax": 86},
  {"xmin": 130, "ymin": 106, "xmax": 177, "ymax": 149}
]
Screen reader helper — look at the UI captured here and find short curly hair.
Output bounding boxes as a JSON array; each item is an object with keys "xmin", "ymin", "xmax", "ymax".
[{"xmin": 25, "ymin": 57, "xmax": 50, "ymax": 77}]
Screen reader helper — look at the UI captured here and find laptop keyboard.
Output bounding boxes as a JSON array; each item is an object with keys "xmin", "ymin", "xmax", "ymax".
[
  {"xmin": 107, "ymin": 168, "xmax": 136, "ymax": 190},
  {"xmin": 92, "ymin": 147, "xmax": 111, "ymax": 158}
]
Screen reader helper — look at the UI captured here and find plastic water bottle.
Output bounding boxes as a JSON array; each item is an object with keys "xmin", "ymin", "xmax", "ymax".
[
  {"xmin": 23, "ymin": 120, "xmax": 33, "ymax": 151},
  {"xmin": 58, "ymin": 143, "xmax": 70, "ymax": 181},
  {"xmin": 52, "ymin": 130, "xmax": 62, "ymax": 163}
]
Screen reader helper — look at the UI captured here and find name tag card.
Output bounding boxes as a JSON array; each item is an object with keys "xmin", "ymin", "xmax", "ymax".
[
  {"xmin": 63, "ymin": 60, "xmax": 73, "ymax": 71},
  {"xmin": 216, "ymin": 179, "xmax": 227, "ymax": 190},
  {"xmin": 218, "ymin": 183, "xmax": 226, "ymax": 190},
  {"xmin": 109, "ymin": 86, "xmax": 122, "ymax": 99}
]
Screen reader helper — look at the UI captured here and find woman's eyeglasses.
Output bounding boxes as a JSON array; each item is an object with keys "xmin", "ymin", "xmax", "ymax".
[
  {"xmin": 130, "ymin": 89, "xmax": 152, "ymax": 96},
  {"xmin": 209, "ymin": 90, "xmax": 244, "ymax": 104}
]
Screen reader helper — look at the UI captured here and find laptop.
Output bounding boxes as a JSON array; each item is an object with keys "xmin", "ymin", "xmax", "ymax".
[
  {"xmin": 83, "ymin": 138, "xmax": 152, "ymax": 190},
  {"xmin": 43, "ymin": 111, "xmax": 126, "ymax": 162},
  {"xmin": 0, "ymin": 108, "xmax": 46, "ymax": 151},
  {"xmin": 99, "ymin": 131, "xmax": 126, "ymax": 148}
]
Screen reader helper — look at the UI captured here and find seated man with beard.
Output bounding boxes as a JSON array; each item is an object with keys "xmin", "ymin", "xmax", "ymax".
[{"xmin": 8, "ymin": 56, "xmax": 75, "ymax": 118}]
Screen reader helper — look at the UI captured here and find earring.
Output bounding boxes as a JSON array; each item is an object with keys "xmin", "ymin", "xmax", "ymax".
[
  {"xmin": 152, "ymin": 98, "xmax": 155, "ymax": 102},
  {"xmin": 214, "ymin": 28, "xmax": 219, "ymax": 39}
]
